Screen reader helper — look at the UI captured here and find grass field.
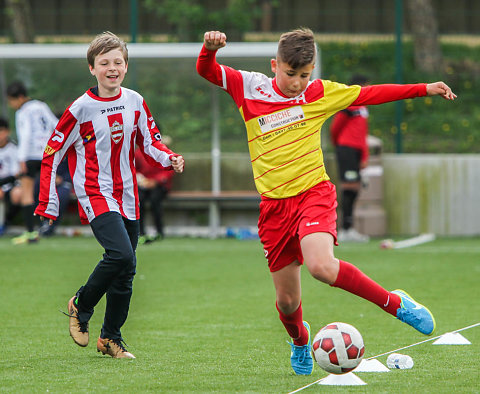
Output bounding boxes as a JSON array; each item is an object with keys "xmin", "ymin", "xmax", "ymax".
[{"xmin": 1, "ymin": 235, "xmax": 479, "ymax": 393}]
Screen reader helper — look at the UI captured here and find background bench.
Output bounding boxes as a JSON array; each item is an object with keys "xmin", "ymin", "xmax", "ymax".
[{"xmin": 164, "ymin": 190, "xmax": 260, "ymax": 238}]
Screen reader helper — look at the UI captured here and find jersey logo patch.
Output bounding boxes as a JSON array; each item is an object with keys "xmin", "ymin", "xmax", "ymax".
[
  {"xmin": 106, "ymin": 110, "xmax": 125, "ymax": 146},
  {"xmin": 257, "ymin": 106, "xmax": 305, "ymax": 133},
  {"xmin": 110, "ymin": 121, "xmax": 123, "ymax": 144}
]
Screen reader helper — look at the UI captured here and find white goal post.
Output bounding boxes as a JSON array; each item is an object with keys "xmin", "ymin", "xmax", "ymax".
[
  {"xmin": 0, "ymin": 42, "xmax": 320, "ymax": 64},
  {"xmin": 0, "ymin": 42, "xmax": 321, "ymax": 237}
]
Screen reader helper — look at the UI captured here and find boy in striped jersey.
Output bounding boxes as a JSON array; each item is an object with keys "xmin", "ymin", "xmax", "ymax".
[
  {"xmin": 197, "ymin": 29, "xmax": 456, "ymax": 375},
  {"xmin": 35, "ymin": 32, "xmax": 185, "ymax": 358},
  {"xmin": 7, "ymin": 81, "xmax": 58, "ymax": 244},
  {"xmin": 0, "ymin": 118, "xmax": 22, "ymax": 235}
]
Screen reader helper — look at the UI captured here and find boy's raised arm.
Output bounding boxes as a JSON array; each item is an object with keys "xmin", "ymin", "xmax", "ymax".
[
  {"xmin": 197, "ymin": 31, "xmax": 227, "ymax": 87},
  {"xmin": 204, "ymin": 31, "xmax": 227, "ymax": 51}
]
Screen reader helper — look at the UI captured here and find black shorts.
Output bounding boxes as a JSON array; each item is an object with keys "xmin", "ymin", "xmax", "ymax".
[
  {"xmin": 336, "ymin": 145, "xmax": 362, "ymax": 183},
  {"xmin": 24, "ymin": 160, "xmax": 42, "ymax": 179}
]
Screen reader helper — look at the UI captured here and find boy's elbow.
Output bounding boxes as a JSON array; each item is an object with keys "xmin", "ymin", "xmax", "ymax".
[
  {"xmin": 196, "ymin": 60, "xmax": 203, "ymax": 76},
  {"xmin": 196, "ymin": 61, "xmax": 208, "ymax": 78}
]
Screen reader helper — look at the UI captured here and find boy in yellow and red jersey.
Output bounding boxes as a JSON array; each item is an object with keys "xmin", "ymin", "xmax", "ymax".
[{"xmin": 197, "ymin": 29, "xmax": 456, "ymax": 375}]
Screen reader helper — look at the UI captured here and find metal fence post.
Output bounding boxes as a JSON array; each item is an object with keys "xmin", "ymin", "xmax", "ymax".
[{"xmin": 395, "ymin": 0, "xmax": 404, "ymax": 154}]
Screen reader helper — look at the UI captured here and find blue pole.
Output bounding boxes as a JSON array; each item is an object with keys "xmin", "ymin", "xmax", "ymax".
[
  {"xmin": 129, "ymin": 0, "xmax": 138, "ymax": 90},
  {"xmin": 130, "ymin": 0, "xmax": 138, "ymax": 43}
]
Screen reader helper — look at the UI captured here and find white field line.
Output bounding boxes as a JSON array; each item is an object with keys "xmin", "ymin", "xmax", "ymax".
[
  {"xmin": 365, "ymin": 322, "xmax": 480, "ymax": 360},
  {"xmin": 391, "ymin": 247, "xmax": 480, "ymax": 254},
  {"xmin": 286, "ymin": 322, "xmax": 480, "ymax": 394},
  {"xmin": 392, "ymin": 233, "xmax": 436, "ymax": 249}
]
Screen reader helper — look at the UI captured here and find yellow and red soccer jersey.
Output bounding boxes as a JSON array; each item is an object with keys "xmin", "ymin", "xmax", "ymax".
[
  {"xmin": 197, "ymin": 45, "xmax": 427, "ymax": 199},
  {"xmin": 243, "ymin": 78, "xmax": 360, "ymax": 198}
]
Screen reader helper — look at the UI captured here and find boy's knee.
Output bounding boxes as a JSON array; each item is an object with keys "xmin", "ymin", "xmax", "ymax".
[
  {"xmin": 110, "ymin": 247, "xmax": 135, "ymax": 268},
  {"xmin": 276, "ymin": 296, "xmax": 300, "ymax": 315},
  {"xmin": 120, "ymin": 249, "xmax": 135, "ymax": 267},
  {"xmin": 307, "ymin": 256, "xmax": 339, "ymax": 284}
]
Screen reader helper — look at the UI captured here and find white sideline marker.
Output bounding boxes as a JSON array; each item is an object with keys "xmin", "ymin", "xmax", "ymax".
[
  {"xmin": 433, "ymin": 332, "xmax": 471, "ymax": 345},
  {"xmin": 355, "ymin": 358, "xmax": 390, "ymax": 372},
  {"xmin": 317, "ymin": 372, "xmax": 366, "ymax": 386},
  {"xmin": 381, "ymin": 233, "xmax": 436, "ymax": 250},
  {"xmin": 286, "ymin": 322, "xmax": 480, "ymax": 394}
]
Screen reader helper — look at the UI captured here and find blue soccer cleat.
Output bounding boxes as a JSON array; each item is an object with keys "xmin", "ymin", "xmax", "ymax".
[
  {"xmin": 392, "ymin": 289, "xmax": 436, "ymax": 335},
  {"xmin": 289, "ymin": 321, "xmax": 314, "ymax": 375}
]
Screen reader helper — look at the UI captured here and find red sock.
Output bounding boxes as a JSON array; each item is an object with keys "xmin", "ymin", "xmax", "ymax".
[
  {"xmin": 331, "ymin": 260, "xmax": 401, "ymax": 316},
  {"xmin": 276, "ymin": 302, "xmax": 309, "ymax": 346}
]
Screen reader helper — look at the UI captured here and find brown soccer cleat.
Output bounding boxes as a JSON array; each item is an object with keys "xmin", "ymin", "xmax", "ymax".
[
  {"xmin": 97, "ymin": 337, "xmax": 136, "ymax": 359},
  {"xmin": 67, "ymin": 296, "xmax": 89, "ymax": 347}
]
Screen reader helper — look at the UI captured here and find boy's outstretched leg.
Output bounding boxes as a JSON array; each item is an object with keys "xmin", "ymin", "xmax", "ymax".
[
  {"xmin": 391, "ymin": 289, "xmax": 436, "ymax": 335},
  {"xmin": 332, "ymin": 260, "xmax": 436, "ymax": 335},
  {"xmin": 301, "ymin": 234, "xmax": 435, "ymax": 336}
]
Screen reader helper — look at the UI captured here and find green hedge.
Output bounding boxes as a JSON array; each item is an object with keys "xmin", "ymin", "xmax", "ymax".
[
  {"xmin": 1, "ymin": 41, "xmax": 477, "ymax": 154},
  {"xmin": 320, "ymin": 41, "xmax": 479, "ymax": 154}
]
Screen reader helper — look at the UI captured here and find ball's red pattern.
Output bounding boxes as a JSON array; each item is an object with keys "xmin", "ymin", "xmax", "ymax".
[{"xmin": 312, "ymin": 322, "xmax": 365, "ymax": 374}]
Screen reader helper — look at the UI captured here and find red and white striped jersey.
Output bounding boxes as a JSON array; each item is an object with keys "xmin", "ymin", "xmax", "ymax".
[
  {"xmin": 35, "ymin": 87, "xmax": 175, "ymax": 224},
  {"xmin": 197, "ymin": 45, "xmax": 427, "ymax": 199}
]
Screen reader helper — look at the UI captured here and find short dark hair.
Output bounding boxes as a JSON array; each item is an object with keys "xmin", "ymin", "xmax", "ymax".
[
  {"xmin": 277, "ymin": 28, "xmax": 316, "ymax": 69},
  {"xmin": 6, "ymin": 81, "xmax": 27, "ymax": 98},
  {"xmin": 0, "ymin": 117, "xmax": 9, "ymax": 129}
]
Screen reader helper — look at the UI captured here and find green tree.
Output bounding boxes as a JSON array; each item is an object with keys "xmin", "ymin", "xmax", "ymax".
[
  {"xmin": 406, "ymin": 0, "xmax": 443, "ymax": 73},
  {"xmin": 6, "ymin": 0, "xmax": 34, "ymax": 43},
  {"xmin": 143, "ymin": 0, "xmax": 263, "ymax": 41}
]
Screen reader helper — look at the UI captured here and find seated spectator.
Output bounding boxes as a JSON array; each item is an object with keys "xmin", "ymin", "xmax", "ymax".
[
  {"xmin": 7, "ymin": 81, "xmax": 58, "ymax": 244},
  {"xmin": 0, "ymin": 118, "xmax": 22, "ymax": 235},
  {"xmin": 135, "ymin": 135, "xmax": 174, "ymax": 244}
]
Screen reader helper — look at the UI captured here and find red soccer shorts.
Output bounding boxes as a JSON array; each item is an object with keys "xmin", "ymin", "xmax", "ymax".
[{"xmin": 258, "ymin": 180, "xmax": 338, "ymax": 272}]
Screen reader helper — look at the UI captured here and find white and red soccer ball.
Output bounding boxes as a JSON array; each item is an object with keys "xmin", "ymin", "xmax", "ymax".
[{"xmin": 312, "ymin": 322, "xmax": 365, "ymax": 374}]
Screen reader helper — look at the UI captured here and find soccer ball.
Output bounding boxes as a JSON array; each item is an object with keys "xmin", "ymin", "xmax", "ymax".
[{"xmin": 312, "ymin": 322, "xmax": 365, "ymax": 374}]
